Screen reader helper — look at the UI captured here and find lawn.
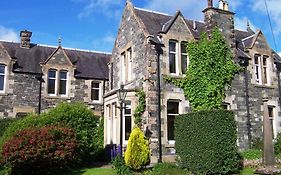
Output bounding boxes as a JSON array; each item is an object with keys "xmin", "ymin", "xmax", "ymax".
[
  {"xmin": 62, "ymin": 167, "xmax": 114, "ymax": 175},
  {"xmin": 62, "ymin": 167, "xmax": 256, "ymax": 175}
]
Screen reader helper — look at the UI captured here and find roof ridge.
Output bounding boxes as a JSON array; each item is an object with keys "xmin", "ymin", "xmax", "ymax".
[
  {"xmin": 0, "ymin": 40, "xmax": 111, "ymax": 55},
  {"xmin": 134, "ymin": 7, "xmax": 170, "ymax": 16}
]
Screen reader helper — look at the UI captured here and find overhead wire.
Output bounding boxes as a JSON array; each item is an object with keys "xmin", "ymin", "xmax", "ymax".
[{"xmin": 264, "ymin": 0, "xmax": 278, "ymax": 51}]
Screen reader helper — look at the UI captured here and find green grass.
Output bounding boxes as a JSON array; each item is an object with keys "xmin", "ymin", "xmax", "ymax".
[
  {"xmin": 61, "ymin": 167, "xmax": 114, "ymax": 175},
  {"xmin": 240, "ymin": 149, "xmax": 262, "ymax": 160},
  {"xmin": 240, "ymin": 167, "xmax": 255, "ymax": 175}
]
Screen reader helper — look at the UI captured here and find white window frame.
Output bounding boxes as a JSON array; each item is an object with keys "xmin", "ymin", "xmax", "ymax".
[
  {"xmin": 47, "ymin": 69, "xmax": 68, "ymax": 97},
  {"xmin": 0, "ymin": 64, "xmax": 6, "ymax": 93},
  {"xmin": 123, "ymin": 101, "xmax": 132, "ymax": 144},
  {"xmin": 254, "ymin": 54, "xmax": 270, "ymax": 85},
  {"xmin": 47, "ymin": 69, "xmax": 57, "ymax": 96},
  {"xmin": 167, "ymin": 100, "xmax": 180, "ymax": 144},
  {"xmin": 91, "ymin": 81, "xmax": 102, "ymax": 103},
  {"xmin": 181, "ymin": 42, "xmax": 188, "ymax": 75},
  {"xmin": 121, "ymin": 47, "xmax": 133, "ymax": 84},
  {"xmin": 169, "ymin": 40, "xmax": 188, "ymax": 75},
  {"xmin": 59, "ymin": 70, "xmax": 68, "ymax": 97},
  {"xmin": 169, "ymin": 40, "xmax": 178, "ymax": 75}
]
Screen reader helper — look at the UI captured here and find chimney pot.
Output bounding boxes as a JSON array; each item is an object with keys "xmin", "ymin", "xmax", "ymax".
[
  {"xmin": 20, "ymin": 30, "xmax": 32, "ymax": 48},
  {"xmin": 208, "ymin": 0, "xmax": 213, "ymax": 8},
  {"xmin": 219, "ymin": 0, "xmax": 224, "ymax": 9},
  {"xmin": 224, "ymin": 1, "xmax": 229, "ymax": 11}
]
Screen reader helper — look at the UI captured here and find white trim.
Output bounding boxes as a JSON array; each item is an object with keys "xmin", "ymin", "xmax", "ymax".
[
  {"xmin": 91, "ymin": 81, "xmax": 102, "ymax": 103},
  {"xmin": 47, "ymin": 69, "xmax": 69, "ymax": 97},
  {"xmin": 134, "ymin": 7, "xmax": 170, "ymax": 16},
  {"xmin": 0, "ymin": 64, "xmax": 6, "ymax": 93}
]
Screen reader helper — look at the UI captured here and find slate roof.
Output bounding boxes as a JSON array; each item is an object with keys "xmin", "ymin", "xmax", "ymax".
[
  {"xmin": 134, "ymin": 7, "xmax": 257, "ymax": 59},
  {"xmin": 1, "ymin": 41, "xmax": 111, "ymax": 80}
]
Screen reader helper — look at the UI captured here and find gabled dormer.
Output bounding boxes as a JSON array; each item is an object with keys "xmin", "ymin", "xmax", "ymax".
[{"xmin": 41, "ymin": 42, "xmax": 75, "ymax": 98}]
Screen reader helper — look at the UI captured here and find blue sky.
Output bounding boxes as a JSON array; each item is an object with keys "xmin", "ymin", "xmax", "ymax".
[{"xmin": 0, "ymin": 0, "xmax": 280, "ymax": 55}]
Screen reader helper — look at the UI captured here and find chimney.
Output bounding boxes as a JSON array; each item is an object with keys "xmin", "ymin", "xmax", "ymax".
[
  {"xmin": 20, "ymin": 30, "xmax": 32, "ymax": 48},
  {"xmin": 203, "ymin": 0, "xmax": 235, "ymax": 49},
  {"xmin": 208, "ymin": 0, "xmax": 213, "ymax": 8}
]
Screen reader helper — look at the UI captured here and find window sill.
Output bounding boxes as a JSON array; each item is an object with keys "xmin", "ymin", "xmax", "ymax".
[
  {"xmin": 0, "ymin": 92, "xmax": 8, "ymax": 96},
  {"xmin": 254, "ymin": 84, "xmax": 275, "ymax": 89},
  {"xmin": 45, "ymin": 95, "xmax": 71, "ymax": 100},
  {"xmin": 167, "ymin": 74, "xmax": 186, "ymax": 79},
  {"xmin": 88, "ymin": 101, "xmax": 103, "ymax": 105},
  {"xmin": 165, "ymin": 141, "xmax": 175, "ymax": 147}
]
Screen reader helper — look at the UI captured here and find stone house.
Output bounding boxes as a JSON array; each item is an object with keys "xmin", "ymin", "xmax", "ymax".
[
  {"xmin": 0, "ymin": 30, "xmax": 111, "ymax": 118},
  {"xmin": 104, "ymin": 0, "xmax": 281, "ymax": 163}
]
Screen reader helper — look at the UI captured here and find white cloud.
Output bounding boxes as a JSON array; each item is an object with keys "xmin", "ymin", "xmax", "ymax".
[
  {"xmin": 144, "ymin": 0, "xmax": 243, "ymax": 21},
  {"xmin": 250, "ymin": 0, "xmax": 281, "ymax": 35},
  {"xmin": 234, "ymin": 17, "xmax": 257, "ymax": 31},
  {"xmin": 0, "ymin": 26, "xmax": 19, "ymax": 42},
  {"xmin": 92, "ymin": 32, "xmax": 115, "ymax": 52},
  {"xmin": 72, "ymin": 0, "xmax": 122, "ymax": 19},
  {"xmin": 144, "ymin": 0, "xmax": 205, "ymax": 20}
]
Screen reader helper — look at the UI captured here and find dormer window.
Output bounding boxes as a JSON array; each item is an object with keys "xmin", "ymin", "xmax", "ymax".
[
  {"xmin": 169, "ymin": 40, "xmax": 188, "ymax": 75},
  {"xmin": 0, "ymin": 64, "xmax": 6, "ymax": 93},
  {"xmin": 254, "ymin": 54, "xmax": 269, "ymax": 85},
  {"xmin": 47, "ymin": 69, "xmax": 68, "ymax": 96}
]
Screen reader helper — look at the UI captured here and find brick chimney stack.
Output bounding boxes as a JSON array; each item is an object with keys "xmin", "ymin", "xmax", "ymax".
[
  {"xmin": 20, "ymin": 30, "xmax": 32, "ymax": 48},
  {"xmin": 208, "ymin": 0, "xmax": 213, "ymax": 8}
]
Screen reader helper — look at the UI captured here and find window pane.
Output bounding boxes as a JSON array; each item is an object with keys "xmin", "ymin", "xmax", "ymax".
[
  {"xmin": 48, "ymin": 79, "xmax": 56, "ymax": 94},
  {"xmin": 169, "ymin": 53, "xmax": 176, "ymax": 73},
  {"xmin": 168, "ymin": 115, "xmax": 175, "ymax": 140},
  {"xmin": 60, "ymin": 71, "xmax": 67, "ymax": 79},
  {"xmin": 48, "ymin": 70, "xmax": 56, "ymax": 78},
  {"xmin": 263, "ymin": 56, "xmax": 267, "ymax": 66},
  {"xmin": 0, "ymin": 65, "xmax": 5, "ymax": 74},
  {"xmin": 59, "ymin": 80, "xmax": 67, "ymax": 95},
  {"xmin": 181, "ymin": 42, "xmax": 187, "ymax": 53},
  {"xmin": 91, "ymin": 89, "xmax": 99, "ymax": 101},
  {"xmin": 125, "ymin": 116, "xmax": 132, "ymax": 140},
  {"xmin": 167, "ymin": 101, "xmax": 179, "ymax": 141},
  {"xmin": 181, "ymin": 55, "xmax": 187, "ymax": 74},
  {"xmin": 0, "ymin": 75, "xmax": 4, "ymax": 91},
  {"xmin": 92, "ymin": 82, "xmax": 99, "ymax": 88},
  {"xmin": 169, "ymin": 42, "xmax": 176, "ymax": 52},
  {"xmin": 263, "ymin": 67, "xmax": 267, "ymax": 84},
  {"xmin": 167, "ymin": 101, "xmax": 179, "ymax": 114}
]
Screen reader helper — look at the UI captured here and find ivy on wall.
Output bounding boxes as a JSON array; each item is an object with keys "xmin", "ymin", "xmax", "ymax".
[
  {"xmin": 165, "ymin": 28, "xmax": 241, "ymax": 111},
  {"xmin": 133, "ymin": 90, "xmax": 146, "ymax": 127}
]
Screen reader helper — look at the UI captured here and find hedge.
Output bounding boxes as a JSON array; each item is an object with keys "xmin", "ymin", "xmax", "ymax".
[
  {"xmin": 175, "ymin": 110, "xmax": 243, "ymax": 174},
  {"xmin": 0, "ymin": 118, "xmax": 19, "ymax": 137}
]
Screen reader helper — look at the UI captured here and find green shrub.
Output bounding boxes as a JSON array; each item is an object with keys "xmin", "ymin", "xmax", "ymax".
[
  {"xmin": 240, "ymin": 149, "xmax": 262, "ymax": 160},
  {"xmin": 175, "ymin": 110, "xmax": 243, "ymax": 174},
  {"xmin": 1, "ymin": 125, "xmax": 78, "ymax": 175},
  {"xmin": 275, "ymin": 132, "xmax": 281, "ymax": 156},
  {"xmin": 0, "ymin": 102, "xmax": 101, "ymax": 162},
  {"xmin": 112, "ymin": 155, "xmax": 132, "ymax": 175},
  {"xmin": 124, "ymin": 127, "xmax": 150, "ymax": 170},
  {"xmin": 0, "ymin": 118, "xmax": 18, "ymax": 137},
  {"xmin": 252, "ymin": 137, "xmax": 263, "ymax": 150},
  {"xmin": 145, "ymin": 163, "xmax": 187, "ymax": 175}
]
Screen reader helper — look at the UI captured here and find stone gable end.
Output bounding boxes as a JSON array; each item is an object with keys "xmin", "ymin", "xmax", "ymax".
[
  {"xmin": 45, "ymin": 48, "xmax": 72, "ymax": 66},
  {"xmin": 167, "ymin": 16, "xmax": 191, "ymax": 36}
]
